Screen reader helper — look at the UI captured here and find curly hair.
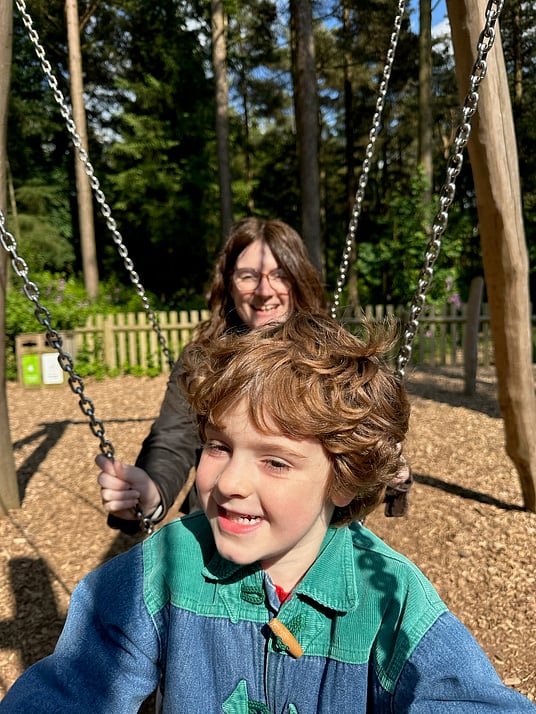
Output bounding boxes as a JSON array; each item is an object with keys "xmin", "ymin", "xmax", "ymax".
[
  {"xmin": 195, "ymin": 217, "xmax": 326, "ymax": 343},
  {"xmin": 180, "ymin": 311, "xmax": 410, "ymax": 525}
]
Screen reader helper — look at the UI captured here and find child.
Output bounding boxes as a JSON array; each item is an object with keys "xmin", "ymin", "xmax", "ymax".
[{"xmin": 2, "ymin": 312, "xmax": 534, "ymax": 712}]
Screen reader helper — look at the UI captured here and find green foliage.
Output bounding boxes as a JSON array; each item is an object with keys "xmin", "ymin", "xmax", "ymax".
[
  {"xmin": 6, "ymin": 0, "xmax": 534, "ymax": 324},
  {"xmin": 96, "ymin": 0, "xmax": 217, "ymax": 302},
  {"xmin": 73, "ymin": 342, "xmax": 108, "ymax": 380},
  {"xmin": 4, "ymin": 271, "xmax": 162, "ymax": 380},
  {"xmin": 5, "ymin": 273, "xmax": 90, "ymax": 380},
  {"xmin": 11, "ymin": 176, "xmax": 76, "ymax": 273},
  {"xmin": 7, "ymin": 273, "xmax": 85, "ymax": 337},
  {"xmin": 16, "ymin": 214, "xmax": 75, "ymax": 273},
  {"xmin": 351, "ymin": 170, "xmax": 466, "ymax": 307}
]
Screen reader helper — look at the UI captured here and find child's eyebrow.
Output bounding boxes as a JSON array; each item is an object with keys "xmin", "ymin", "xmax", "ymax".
[
  {"xmin": 203, "ymin": 424, "xmax": 225, "ymax": 440},
  {"xmin": 205, "ymin": 423, "xmax": 220, "ymax": 431},
  {"xmin": 250, "ymin": 438, "xmax": 311, "ymax": 461},
  {"xmin": 265, "ymin": 443, "xmax": 308, "ymax": 456},
  {"xmin": 205, "ymin": 425, "xmax": 310, "ymax": 460}
]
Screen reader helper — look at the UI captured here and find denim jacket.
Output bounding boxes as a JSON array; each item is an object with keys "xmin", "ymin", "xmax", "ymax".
[{"xmin": 2, "ymin": 514, "xmax": 534, "ymax": 713}]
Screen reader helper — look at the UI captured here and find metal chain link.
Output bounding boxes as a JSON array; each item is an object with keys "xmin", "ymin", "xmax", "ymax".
[
  {"xmin": 0, "ymin": 212, "xmax": 115, "ymax": 459},
  {"xmin": 396, "ymin": 0, "xmax": 504, "ymax": 377},
  {"xmin": 2, "ymin": 213, "xmax": 160, "ymax": 532},
  {"xmin": 1, "ymin": 212, "xmax": 161, "ymax": 533},
  {"xmin": 331, "ymin": 0, "xmax": 407, "ymax": 318},
  {"xmin": 14, "ymin": 0, "xmax": 174, "ymax": 370}
]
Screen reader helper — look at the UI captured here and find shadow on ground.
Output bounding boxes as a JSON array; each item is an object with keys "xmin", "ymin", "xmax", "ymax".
[
  {"xmin": 413, "ymin": 472, "xmax": 525, "ymax": 512},
  {"xmin": 14, "ymin": 417, "xmax": 154, "ymax": 502},
  {"xmin": 406, "ymin": 366, "xmax": 502, "ymax": 418}
]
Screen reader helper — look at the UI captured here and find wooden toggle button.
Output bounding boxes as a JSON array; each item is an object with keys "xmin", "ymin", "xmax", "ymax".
[{"xmin": 268, "ymin": 618, "xmax": 303, "ymax": 659}]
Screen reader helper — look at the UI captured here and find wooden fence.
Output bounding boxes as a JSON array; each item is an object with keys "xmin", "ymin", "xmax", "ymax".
[
  {"xmin": 73, "ymin": 303, "xmax": 499, "ymax": 374},
  {"xmin": 75, "ymin": 309, "xmax": 211, "ymax": 373},
  {"xmin": 339, "ymin": 302, "xmax": 497, "ymax": 369},
  {"xmin": 17, "ymin": 304, "xmax": 536, "ymax": 381}
]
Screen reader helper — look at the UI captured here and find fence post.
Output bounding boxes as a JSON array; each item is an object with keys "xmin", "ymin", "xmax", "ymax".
[
  {"xmin": 103, "ymin": 313, "xmax": 116, "ymax": 370},
  {"xmin": 169, "ymin": 310, "xmax": 179, "ymax": 363},
  {"xmin": 438, "ymin": 304, "xmax": 447, "ymax": 364},
  {"xmin": 449, "ymin": 303, "xmax": 458, "ymax": 366},
  {"xmin": 127, "ymin": 312, "xmax": 137, "ymax": 368},
  {"xmin": 116, "ymin": 312, "xmax": 127, "ymax": 369},
  {"xmin": 137, "ymin": 312, "xmax": 148, "ymax": 371}
]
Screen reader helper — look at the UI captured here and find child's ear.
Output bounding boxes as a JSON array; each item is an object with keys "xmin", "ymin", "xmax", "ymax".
[{"xmin": 331, "ymin": 490, "xmax": 354, "ymax": 508}]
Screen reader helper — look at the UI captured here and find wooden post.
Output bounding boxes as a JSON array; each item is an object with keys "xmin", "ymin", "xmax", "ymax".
[
  {"xmin": 0, "ymin": 0, "xmax": 20, "ymax": 515},
  {"xmin": 446, "ymin": 0, "xmax": 536, "ymax": 511}
]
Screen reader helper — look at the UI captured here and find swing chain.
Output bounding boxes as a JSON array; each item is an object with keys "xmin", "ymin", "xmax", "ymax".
[
  {"xmin": 14, "ymin": 0, "xmax": 174, "ymax": 371},
  {"xmin": 5, "ymin": 240, "xmax": 160, "ymax": 524},
  {"xmin": 0, "ymin": 212, "xmax": 114, "ymax": 460},
  {"xmin": 396, "ymin": 0, "xmax": 504, "ymax": 377},
  {"xmin": 4, "ymin": 213, "xmax": 156, "ymax": 532},
  {"xmin": 134, "ymin": 508, "xmax": 156, "ymax": 536},
  {"xmin": 332, "ymin": 0, "xmax": 407, "ymax": 319}
]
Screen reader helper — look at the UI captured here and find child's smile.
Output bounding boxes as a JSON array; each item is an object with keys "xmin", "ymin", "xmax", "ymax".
[
  {"xmin": 196, "ymin": 400, "xmax": 346, "ymax": 592},
  {"xmin": 217, "ymin": 506, "xmax": 264, "ymax": 534}
]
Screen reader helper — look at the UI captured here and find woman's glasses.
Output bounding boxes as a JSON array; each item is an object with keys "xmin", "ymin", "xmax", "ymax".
[{"xmin": 232, "ymin": 268, "xmax": 291, "ymax": 294}]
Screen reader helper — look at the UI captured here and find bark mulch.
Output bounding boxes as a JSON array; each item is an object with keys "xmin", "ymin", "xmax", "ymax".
[{"xmin": 1, "ymin": 366, "xmax": 535, "ymax": 703}]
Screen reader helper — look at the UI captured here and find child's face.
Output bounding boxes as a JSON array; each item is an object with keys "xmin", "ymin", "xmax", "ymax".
[{"xmin": 196, "ymin": 399, "xmax": 344, "ymax": 591}]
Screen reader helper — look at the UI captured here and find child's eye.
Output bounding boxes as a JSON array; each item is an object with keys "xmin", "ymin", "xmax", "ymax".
[
  {"xmin": 203, "ymin": 442, "xmax": 230, "ymax": 455},
  {"xmin": 263, "ymin": 458, "xmax": 290, "ymax": 473}
]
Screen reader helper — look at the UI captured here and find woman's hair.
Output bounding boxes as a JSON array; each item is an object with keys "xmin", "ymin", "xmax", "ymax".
[
  {"xmin": 195, "ymin": 217, "xmax": 326, "ymax": 343},
  {"xmin": 181, "ymin": 311, "xmax": 410, "ymax": 525}
]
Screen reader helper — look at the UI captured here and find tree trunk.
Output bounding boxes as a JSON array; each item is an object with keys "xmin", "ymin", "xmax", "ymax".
[
  {"xmin": 343, "ymin": 0, "xmax": 358, "ymax": 309},
  {"xmin": 418, "ymin": 0, "xmax": 433, "ymax": 204},
  {"xmin": 463, "ymin": 275, "xmax": 484, "ymax": 396},
  {"xmin": 0, "ymin": 0, "xmax": 20, "ymax": 515},
  {"xmin": 211, "ymin": 0, "xmax": 233, "ymax": 241},
  {"xmin": 446, "ymin": 0, "xmax": 536, "ymax": 511},
  {"xmin": 290, "ymin": 0, "xmax": 322, "ymax": 275},
  {"xmin": 65, "ymin": 0, "xmax": 99, "ymax": 300},
  {"xmin": 511, "ymin": 0, "xmax": 522, "ymax": 122},
  {"xmin": 7, "ymin": 162, "xmax": 20, "ymax": 240}
]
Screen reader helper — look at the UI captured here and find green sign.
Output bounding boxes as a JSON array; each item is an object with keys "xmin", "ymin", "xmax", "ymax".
[{"xmin": 21, "ymin": 353, "xmax": 41, "ymax": 386}]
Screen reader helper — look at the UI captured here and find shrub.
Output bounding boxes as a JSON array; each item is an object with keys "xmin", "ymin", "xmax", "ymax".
[{"xmin": 5, "ymin": 271, "xmax": 164, "ymax": 380}]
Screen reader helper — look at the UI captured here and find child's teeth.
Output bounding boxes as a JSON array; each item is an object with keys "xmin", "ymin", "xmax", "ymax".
[{"xmin": 233, "ymin": 514, "xmax": 260, "ymax": 523}]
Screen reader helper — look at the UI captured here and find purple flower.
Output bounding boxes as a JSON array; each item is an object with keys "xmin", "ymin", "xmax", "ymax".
[{"xmin": 448, "ymin": 292, "xmax": 462, "ymax": 310}]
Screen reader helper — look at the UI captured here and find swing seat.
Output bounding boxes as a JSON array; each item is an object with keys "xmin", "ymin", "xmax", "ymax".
[{"xmin": 384, "ymin": 464, "xmax": 413, "ymax": 517}]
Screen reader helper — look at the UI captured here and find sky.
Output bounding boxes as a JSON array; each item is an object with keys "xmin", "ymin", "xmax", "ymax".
[
  {"xmin": 431, "ymin": 0, "xmax": 450, "ymax": 36},
  {"xmin": 409, "ymin": 0, "xmax": 450, "ymax": 36}
]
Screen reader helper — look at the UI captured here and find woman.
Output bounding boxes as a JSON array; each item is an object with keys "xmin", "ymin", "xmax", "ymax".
[{"xmin": 97, "ymin": 217, "xmax": 326, "ymax": 534}]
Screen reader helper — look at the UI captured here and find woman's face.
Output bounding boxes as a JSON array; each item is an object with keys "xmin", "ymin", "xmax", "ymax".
[{"xmin": 230, "ymin": 240, "xmax": 293, "ymax": 329}]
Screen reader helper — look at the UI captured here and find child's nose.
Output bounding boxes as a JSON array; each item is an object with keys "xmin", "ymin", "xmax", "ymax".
[{"xmin": 216, "ymin": 459, "xmax": 254, "ymax": 498}]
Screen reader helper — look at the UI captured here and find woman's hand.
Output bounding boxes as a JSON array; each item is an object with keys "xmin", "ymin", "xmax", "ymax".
[{"xmin": 96, "ymin": 454, "xmax": 162, "ymax": 521}]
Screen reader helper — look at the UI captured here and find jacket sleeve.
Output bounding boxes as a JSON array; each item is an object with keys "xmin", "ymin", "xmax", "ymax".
[
  {"xmin": 108, "ymin": 353, "xmax": 200, "ymax": 534},
  {"xmin": 0, "ymin": 546, "xmax": 161, "ymax": 713},
  {"xmin": 390, "ymin": 611, "xmax": 536, "ymax": 712}
]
